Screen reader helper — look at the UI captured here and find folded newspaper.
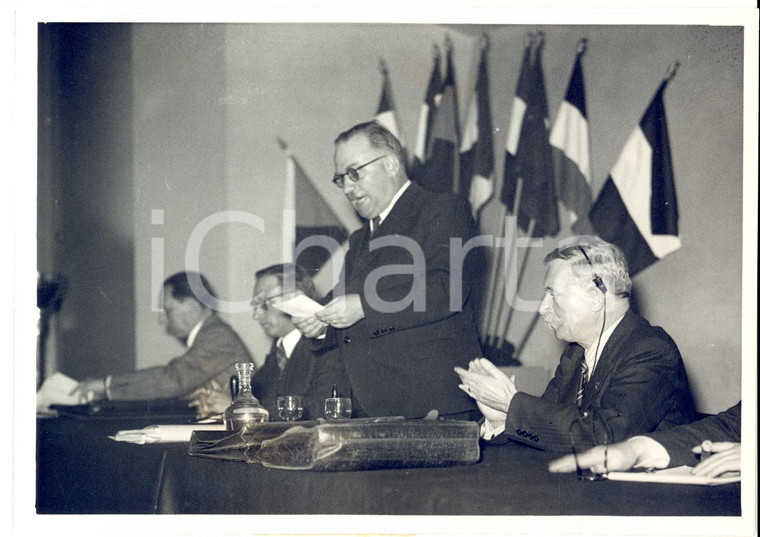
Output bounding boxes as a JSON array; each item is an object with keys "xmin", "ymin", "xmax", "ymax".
[{"xmin": 188, "ymin": 417, "xmax": 481, "ymax": 471}]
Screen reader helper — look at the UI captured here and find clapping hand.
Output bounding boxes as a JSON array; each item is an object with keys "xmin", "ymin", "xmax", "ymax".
[{"xmin": 454, "ymin": 358, "xmax": 517, "ymax": 428}]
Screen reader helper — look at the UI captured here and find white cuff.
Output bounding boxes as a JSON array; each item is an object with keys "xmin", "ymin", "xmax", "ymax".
[{"xmin": 481, "ymin": 418, "xmax": 506, "ymax": 440}]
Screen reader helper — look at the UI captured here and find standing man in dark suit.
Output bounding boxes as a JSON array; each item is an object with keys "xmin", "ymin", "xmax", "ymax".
[
  {"xmin": 75, "ymin": 271, "xmax": 252, "ymax": 402},
  {"xmin": 456, "ymin": 238, "xmax": 696, "ymax": 451},
  {"xmin": 249, "ymin": 263, "xmax": 344, "ymax": 420},
  {"xmin": 295, "ymin": 121, "xmax": 481, "ymax": 419},
  {"xmin": 549, "ymin": 402, "xmax": 741, "ymax": 477}
]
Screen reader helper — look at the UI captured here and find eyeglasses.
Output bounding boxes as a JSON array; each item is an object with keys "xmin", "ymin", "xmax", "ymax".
[
  {"xmin": 569, "ymin": 410, "xmax": 611, "ymax": 481},
  {"xmin": 332, "ymin": 155, "xmax": 387, "ymax": 188},
  {"xmin": 250, "ymin": 292, "xmax": 286, "ymax": 313}
]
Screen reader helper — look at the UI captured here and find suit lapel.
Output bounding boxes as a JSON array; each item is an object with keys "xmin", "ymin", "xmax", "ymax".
[
  {"xmin": 370, "ymin": 182, "xmax": 421, "ymax": 239},
  {"xmin": 345, "ymin": 183, "xmax": 421, "ymax": 282},
  {"xmin": 582, "ymin": 310, "xmax": 637, "ymax": 407}
]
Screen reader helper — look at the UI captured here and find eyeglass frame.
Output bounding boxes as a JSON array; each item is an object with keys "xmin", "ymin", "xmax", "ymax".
[
  {"xmin": 332, "ymin": 155, "xmax": 387, "ymax": 188},
  {"xmin": 250, "ymin": 291, "xmax": 290, "ymax": 314}
]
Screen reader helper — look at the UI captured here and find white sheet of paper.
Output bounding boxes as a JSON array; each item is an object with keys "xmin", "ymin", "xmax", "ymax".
[
  {"xmin": 109, "ymin": 424, "xmax": 227, "ymax": 444},
  {"xmin": 606, "ymin": 465, "xmax": 740, "ymax": 486},
  {"xmin": 274, "ymin": 295, "xmax": 324, "ymax": 317}
]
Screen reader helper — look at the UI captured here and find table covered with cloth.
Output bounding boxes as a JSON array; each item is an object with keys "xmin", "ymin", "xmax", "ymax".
[{"xmin": 36, "ymin": 415, "xmax": 741, "ymax": 516}]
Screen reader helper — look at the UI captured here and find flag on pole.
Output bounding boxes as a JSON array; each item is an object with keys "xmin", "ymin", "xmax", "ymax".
[
  {"xmin": 418, "ymin": 37, "xmax": 460, "ymax": 194},
  {"xmin": 500, "ymin": 33, "xmax": 559, "ymax": 238},
  {"xmin": 411, "ymin": 45, "xmax": 443, "ymax": 183},
  {"xmin": 588, "ymin": 64, "xmax": 681, "ymax": 276},
  {"xmin": 460, "ymin": 34, "xmax": 495, "ymax": 219},
  {"xmin": 278, "ymin": 138, "xmax": 358, "ymax": 278},
  {"xmin": 550, "ymin": 39, "xmax": 594, "ymax": 234},
  {"xmin": 375, "ymin": 59, "xmax": 406, "ymax": 148}
]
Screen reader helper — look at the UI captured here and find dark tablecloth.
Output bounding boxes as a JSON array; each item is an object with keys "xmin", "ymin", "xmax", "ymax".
[{"xmin": 36, "ymin": 416, "xmax": 741, "ymax": 516}]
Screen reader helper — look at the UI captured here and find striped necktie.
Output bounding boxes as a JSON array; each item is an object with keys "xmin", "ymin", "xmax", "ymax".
[
  {"xmin": 276, "ymin": 341, "xmax": 288, "ymax": 372},
  {"xmin": 370, "ymin": 216, "xmax": 380, "ymax": 236},
  {"xmin": 576, "ymin": 359, "xmax": 589, "ymax": 407}
]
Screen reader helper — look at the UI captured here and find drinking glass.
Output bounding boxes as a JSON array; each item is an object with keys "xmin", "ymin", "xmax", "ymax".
[
  {"xmin": 324, "ymin": 397, "xmax": 352, "ymax": 419},
  {"xmin": 277, "ymin": 395, "xmax": 304, "ymax": 422}
]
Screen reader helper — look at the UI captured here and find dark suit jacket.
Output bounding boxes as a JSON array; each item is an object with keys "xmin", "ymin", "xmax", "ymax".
[
  {"xmin": 252, "ymin": 335, "xmax": 344, "ymax": 420},
  {"xmin": 497, "ymin": 310, "xmax": 696, "ymax": 451},
  {"xmin": 326, "ymin": 182, "xmax": 482, "ymax": 418},
  {"xmin": 648, "ymin": 402, "xmax": 741, "ymax": 467},
  {"xmin": 108, "ymin": 313, "xmax": 252, "ymax": 400}
]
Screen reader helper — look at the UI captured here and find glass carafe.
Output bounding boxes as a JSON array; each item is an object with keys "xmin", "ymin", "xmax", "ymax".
[{"xmin": 223, "ymin": 362, "xmax": 269, "ymax": 430}]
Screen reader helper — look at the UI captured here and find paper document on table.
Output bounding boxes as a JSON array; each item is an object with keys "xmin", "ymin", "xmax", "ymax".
[
  {"xmin": 37, "ymin": 371, "xmax": 81, "ymax": 412},
  {"xmin": 109, "ymin": 424, "xmax": 226, "ymax": 444},
  {"xmin": 274, "ymin": 295, "xmax": 324, "ymax": 317},
  {"xmin": 606, "ymin": 465, "xmax": 740, "ymax": 486}
]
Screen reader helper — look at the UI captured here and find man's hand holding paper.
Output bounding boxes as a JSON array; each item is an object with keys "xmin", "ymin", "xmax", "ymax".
[{"xmin": 314, "ymin": 294, "xmax": 365, "ymax": 329}]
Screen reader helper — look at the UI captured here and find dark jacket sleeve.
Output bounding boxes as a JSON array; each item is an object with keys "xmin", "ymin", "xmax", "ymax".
[
  {"xmin": 498, "ymin": 314, "xmax": 696, "ymax": 452},
  {"xmin": 647, "ymin": 402, "xmax": 741, "ymax": 467}
]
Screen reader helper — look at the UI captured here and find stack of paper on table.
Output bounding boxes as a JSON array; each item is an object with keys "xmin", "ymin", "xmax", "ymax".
[{"xmin": 109, "ymin": 424, "xmax": 227, "ymax": 444}]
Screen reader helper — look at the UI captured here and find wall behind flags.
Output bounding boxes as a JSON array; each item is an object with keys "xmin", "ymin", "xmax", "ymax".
[{"xmin": 37, "ymin": 22, "xmax": 746, "ymax": 413}]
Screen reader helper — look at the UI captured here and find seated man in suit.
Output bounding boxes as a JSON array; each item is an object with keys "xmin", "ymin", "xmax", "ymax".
[
  {"xmin": 548, "ymin": 402, "xmax": 741, "ymax": 478},
  {"xmin": 75, "ymin": 271, "xmax": 253, "ymax": 402},
  {"xmin": 248, "ymin": 263, "xmax": 344, "ymax": 420},
  {"xmin": 455, "ymin": 238, "xmax": 696, "ymax": 451}
]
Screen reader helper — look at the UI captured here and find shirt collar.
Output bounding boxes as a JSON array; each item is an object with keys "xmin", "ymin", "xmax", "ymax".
[
  {"xmin": 373, "ymin": 180, "xmax": 411, "ymax": 231},
  {"xmin": 584, "ymin": 314, "xmax": 625, "ymax": 377},
  {"xmin": 186, "ymin": 317, "xmax": 206, "ymax": 348},
  {"xmin": 277, "ymin": 328, "xmax": 302, "ymax": 358}
]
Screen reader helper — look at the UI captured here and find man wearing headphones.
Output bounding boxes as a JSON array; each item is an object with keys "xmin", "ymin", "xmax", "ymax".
[{"xmin": 455, "ymin": 238, "xmax": 696, "ymax": 451}]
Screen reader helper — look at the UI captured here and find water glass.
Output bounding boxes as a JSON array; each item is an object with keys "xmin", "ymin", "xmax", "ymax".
[
  {"xmin": 277, "ymin": 395, "xmax": 304, "ymax": 422},
  {"xmin": 324, "ymin": 397, "xmax": 352, "ymax": 419}
]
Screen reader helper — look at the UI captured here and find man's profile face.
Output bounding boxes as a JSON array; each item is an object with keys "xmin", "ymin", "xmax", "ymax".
[
  {"xmin": 334, "ymin": 134, "xmax": 399, "ymax": 220},
  {"xmin": 160, "ymin": 288, "xmax": 201, "ymax": 342},
  {"xmin": 538, "ymin": 258, "xmax": 596, "ymax": 344},
  {"xmin": 252, "ymin": 274, "xmax": 297, "ymax": 339}
]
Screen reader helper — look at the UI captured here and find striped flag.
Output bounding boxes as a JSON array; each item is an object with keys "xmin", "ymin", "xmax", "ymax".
[
  {"xmin": 589, "ymin": 75, "xmax": 680, "ymax": 276},
  {"xmin": 411, "ymin": 45, "xmax": 443, "ymax": 182},
  {"xmin": 550, "ymin": 41, "xmax": 594, "ymax": 234},
  {"xmin": 460, "ymin": 36, "xmax": 495, "ymax": 219},
  {"xmin": 279, "ymin": 139, "xmax": 360, "ymax": 289},
  {"xmin": 500, "ymin": 34, "xmax": 559, "ymax": 238},
  {"xmin": 375, "ymin": 60, "xmax": 406, "ymax": 148},
  {"xmin": 418, "ymin": 39, "xmax": 460, "ymax": 194}
]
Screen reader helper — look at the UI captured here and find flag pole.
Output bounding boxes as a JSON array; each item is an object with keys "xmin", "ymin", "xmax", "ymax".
[
  {"xmin": 495, "ymin": 218, "xmax": 535, "ymax": 347},
  {"xmin": 480, "ymin": 203, "xmax": 506, "ymax": 341},
  {"xmin": 482, "ymin": 31, "xmax": 536, "ymax": 355},
  {"xmin": 664, "ymin": 60, "xmax": 680, "ymax": 84},
  {"xmin": 444, "ymin": 34, "xmax": 461, "ymax": 194}
]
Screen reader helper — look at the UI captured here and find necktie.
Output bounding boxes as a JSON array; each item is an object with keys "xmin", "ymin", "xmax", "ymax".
[
  {"xmin": 576, "ymin": 359, "xmax": 589, "ymax": 407},
  {"xmin": 370, "ymin": 216, "xmax": 380, "ymax": 235},
  {"xmin": 275, "ymin": 341, "xmax": 288, "ymax": 372}
]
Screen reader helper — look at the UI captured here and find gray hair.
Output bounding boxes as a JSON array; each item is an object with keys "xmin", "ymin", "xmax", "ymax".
[{"xmin": 544, "ymin": 237, "xmax": 632, "ymax": 298}]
